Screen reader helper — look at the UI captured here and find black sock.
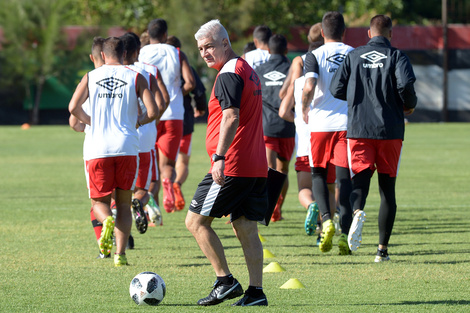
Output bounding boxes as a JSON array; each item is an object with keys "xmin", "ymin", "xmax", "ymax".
[
  {"xmin": 377, "ymin": 248, "xmax": 388, "ymax": 257},
  {"xmin": 246, "ymin": 285, "xmax": 264, "ymax": 298},
  {"xmin": 217, "ymin": 274, "xmax": 234, "ymax": 285},
  {"xmin": 311, "ymin": 167, "xmax": 331, "ymax": 221}
]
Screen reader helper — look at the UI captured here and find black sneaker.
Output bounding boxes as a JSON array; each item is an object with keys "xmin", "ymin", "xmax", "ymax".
[
  {"xmin": 131, "ymin": 199, "xmax": 148, "ymax": 234},
  {"xmin": 197, "ymin": 279, "xmax": 244, "ymax": 306},
  {"xmin": 232, "ymin": 293, "xmax": 268, "ymax": 306}
]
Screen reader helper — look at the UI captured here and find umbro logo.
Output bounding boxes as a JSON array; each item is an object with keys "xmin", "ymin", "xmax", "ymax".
[
  {"xmin": 326, "ymin": 53, "xmax": 347, "ymax": 66},
  {"xmin": 97, "ymin": 77, "xmax": 128, "ymax": 91},
  {"xmin": 263, "ymin": 70, "xmax": 286, "ymax": 86},
  {"xmin": 249, "ymin": 71, "xmax": 260, "ymax": 86},
  {"xmin": 263, "ymin": 71, "xmax": 286, "ymax": 81},
  {"xmin": 190, "ymin": 200, "xmax": 198, "ymax": 207},
  {"xmin": 360, "ymin": 51, "xmax": 387, "ymax": 68},
  {"xmin": 360, "ymin": 51, "xmax": 387, "ymax": 63}
]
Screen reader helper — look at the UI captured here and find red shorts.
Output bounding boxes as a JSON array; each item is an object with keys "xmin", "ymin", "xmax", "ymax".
[
  {"xmin": 86, "ymin": 156, "xmax": 138, "ymax": 199},
  {"xmin": 156, "ymin": 120, "xmax": 184, "ymax": 161},
  {"xmin": 135, "ymin": 152, "xmax": 151, "ymax": 190},
  {"xmin": 309, "ymin": 131, "xmax": 348, "ymax": 169},
  {"xmin": 179, "ymin": 133, "xmax": 192, "ymax": 156},
  {"xmin": 348, "ymin": 138, "xmax": 403, "ymax": 177},
  {"xmin": 295, "ymin": 156, "xmax": 310, "ymax": 173},
  {"xmin": 264, "ymin": 136, "xmax": 295, "ymax": 161},
  {"xmin": 150, "ymin": 149, "xmax": 159, "ymax": 181}
]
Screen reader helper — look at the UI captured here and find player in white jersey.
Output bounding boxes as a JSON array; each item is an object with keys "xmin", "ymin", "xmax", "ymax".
[
  {"xmin": 121, "ymin": 33, "xmax": 166, "ymax": 232},
  {"xmin": 242, "ymin": 25, "xmax": 272, "ymax": 69},
  {"xmin": 69, "ymin": 37, "xmax": 158, "ymax": 267},
  {"xmin": 138, "ymin": 18, "xmax": 195, "ymax": 213},
  {"xmin": 301, "ymin": 11, "xmax": 354, "ymax": 255}
]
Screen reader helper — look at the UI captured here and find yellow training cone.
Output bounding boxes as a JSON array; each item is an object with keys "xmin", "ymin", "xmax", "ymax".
[
  {"xmin": 280, "ymin": 278, "xmax": 305, "ymax": 289},
  {"xmin": 263, "ymin": 249, "xmax": 276, "ymax": 258},
  {"xmin": 258, "ymin": 233, "xmax": 267, "ymax": 242},
  {"xmin": 263, "ymin": 262, "xmax": 286, "ymax": 273}
]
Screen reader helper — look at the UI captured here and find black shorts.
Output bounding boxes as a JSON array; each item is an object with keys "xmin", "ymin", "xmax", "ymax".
[{"xmin": 189, "ymin": 173, "xmax": 268, "ymax": 222}]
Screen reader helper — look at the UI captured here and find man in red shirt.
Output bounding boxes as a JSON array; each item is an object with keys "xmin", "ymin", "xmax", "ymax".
[{"xmin": 185, "ymin": 19, "xmax": 268, "ymax": 307}]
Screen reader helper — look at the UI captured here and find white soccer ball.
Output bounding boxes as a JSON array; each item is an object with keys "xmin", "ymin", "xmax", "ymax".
[{"xmin": 129, "ymin": 272, "xmax": 166, "ymax": 306}]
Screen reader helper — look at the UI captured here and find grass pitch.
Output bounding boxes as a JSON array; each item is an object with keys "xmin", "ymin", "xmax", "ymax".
[{"xmin": 0, "ymin": 123, "xmax": 469, "ymax": 312}]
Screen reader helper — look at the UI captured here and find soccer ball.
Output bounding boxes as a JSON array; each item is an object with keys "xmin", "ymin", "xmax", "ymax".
[{"xmin": 129, "ymin": 272, "xmax": 166, "ymax": 306}]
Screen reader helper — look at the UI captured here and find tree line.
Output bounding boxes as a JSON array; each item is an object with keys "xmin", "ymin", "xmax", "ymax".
[{"xmin": 0, "ymin": 0, "xmax": 450, "ymax": 124}]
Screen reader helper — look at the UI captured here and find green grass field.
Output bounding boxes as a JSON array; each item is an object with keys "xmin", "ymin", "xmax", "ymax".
[{"xmin": 0, "ymin": 123, "xmax": 469, "ymax": 312}]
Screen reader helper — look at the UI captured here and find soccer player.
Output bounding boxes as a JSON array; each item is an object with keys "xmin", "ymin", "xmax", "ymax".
[
  {"xmin": 69, "ymin": 36, "xmax": 112, "ymax": 257},
  {"xmin": 301, "ymin": 11, "xmax": 354, "ymax": 255},
  {"xmin": 242, "ymin": 25, "xmax": 272, "ymax": 69},
  {"xmin": 278, "ymin": 42, "xmax": 324, "ymax": 239},
  {"xmin": 279, "ymin": 23, "xmax": 323, "ymax": 100},
  {"xmin": 133, "ymin": 32, "xmax": 169, "ymax": 221},
  {"xmin": 255, "ymin": 34, "xmax": 294, "ymax": 222},
  {"xmin": 186, "ymin": 19, "xmax": 268, "ymax": 306},
  {"xmin": 329, "ymin": 14, "xmax": 417, "ymax": 262},
  {"xmin": 166, "ymin": 35, "xmax": 207, "ymax": 212},
  {"xmin": 121, "ymin": 32, "xmax": 166, "ymax": 231},
  {"xmin": 138, "ymin": 18, "xmax": 195, "ymax": 213},
  {"xmin": 69, "ymin": 37, "xmax": 158, "ymax": 267}
]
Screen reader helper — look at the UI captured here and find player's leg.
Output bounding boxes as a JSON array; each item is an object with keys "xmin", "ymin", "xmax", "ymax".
[
  {"xmin": 230, "ymin": 176, "xmax": 268, "ymax": 306},
  {"xmin": 174, "ymin": 141, "xmax": 190, "ymax": 211},
  {"xmin": 132, "ymin": 152, "xmax": 151, "ymax": 233},
  {"xmin": 113, "ymin": 155, "xmax": 138, "ymax": 266},
  {"xmin": 297, "ymin": 166, "xmax": 318, "ymax": 236},
  {"xmin": 231, "ymin": 216, "xmax": 267, "ymax": 306},
  {"xmin": 336, "ymin": 166, "xmax": 353, "ymax": 255},
  {"xmin": 265, "ymin": 146, "xmax": 282, "ymax": 221},
  {"xmin": 114, "ymin": 188, "xmax": 133, "ymax": 266},
  {"xmin": 374, "ymin": 139, "xmax": 402, "ymax": 262},
  {"xmin": 157, "ymin": 120, "xmax": 183, "ymax": 213}
]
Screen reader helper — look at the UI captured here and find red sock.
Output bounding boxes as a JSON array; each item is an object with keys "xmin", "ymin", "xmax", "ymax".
[{"xmin": 90, "ymin": 207, "xmax": 102, "ymax": 241}]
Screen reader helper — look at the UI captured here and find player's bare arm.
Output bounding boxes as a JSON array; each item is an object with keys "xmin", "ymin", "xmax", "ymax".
[
  {"xmin": 279, "ymin": 56, "xmax": 303, "ymax": 99},
  {"xmin": 136, "ymin": 73, "xmax": 158, "ymax": 126},
  {"xmin": 279, "ymin": 82, "xmax": 295, "ymax": 122},
  {"xmin": 180, "ymin": 51, "xmax": 196, "ymax": 96},
  {"xmin": 69, "ymin": 114, "xmax": 86, "ymax": 132},
  {"xmin": 302, "ymin": 77, "xmax": 316, "ymax": 123},
  {"xmin": 156, "ymin": 72, "xmax": 170, "ymax": 111},
  {"xmin": 69, "ymin": 74, "xmax": 91, "ymax": 126},
  {"xmin": 149, "ymin": 74, "xmax": 163, "ymax": 124}
]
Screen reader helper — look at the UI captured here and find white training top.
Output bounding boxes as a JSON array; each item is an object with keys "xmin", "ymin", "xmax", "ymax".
[
  {"xmin": 293, "ymin": 75, "xmax": 311, "ymax": 158},
  {"xmin": 138, "ymin": 43, "xmax": 183, "ymax": 121},
  {"xmin": 304, "ymin": 42, "xmax": 354, "ymax": 132},
  {"xmin": 126, "ymin": 64, "xmax": 157, "ymax": 153},
  {"xmin": 84, "ymin": 65, "xmax": 139, "ymax": 160},
  {"xmin": 244, "ymin": 48, "xmax": 270, "ymax": 70}
]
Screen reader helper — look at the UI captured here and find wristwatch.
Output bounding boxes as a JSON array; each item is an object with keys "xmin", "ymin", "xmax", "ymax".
[{"xmin": 212, "ymin": 153, "xmax": 226, "ymax": 162}]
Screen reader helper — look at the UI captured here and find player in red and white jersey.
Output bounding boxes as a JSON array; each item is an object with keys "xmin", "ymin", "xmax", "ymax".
[
  {"xmin": 301, "ymin": 11, "xmax": 354, "ymax": 256},
  {"xmin": 138, "ymin": 18, "xmax": 195, "ymax": 213},
  {"xmin": 69, "ymin": 37, "xmax": 158, "ymax": 267},
  {"xmin": 121, "ymin": 32, "xmax": 166, "ymax": 232},
  {"xmin": 186, "ymin": 19, "xmax": 268, "ymax": 307}
]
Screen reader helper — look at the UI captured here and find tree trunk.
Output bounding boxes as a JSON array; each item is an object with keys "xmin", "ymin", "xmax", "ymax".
[{"xmin": 31, "ymin": 76, "xmax": 45, "ymax": 125}]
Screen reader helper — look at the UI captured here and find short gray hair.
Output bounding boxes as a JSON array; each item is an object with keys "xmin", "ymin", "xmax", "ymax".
[{"xmin": 194, "ymin": 19, "xmax": 231, "ymax": 46}]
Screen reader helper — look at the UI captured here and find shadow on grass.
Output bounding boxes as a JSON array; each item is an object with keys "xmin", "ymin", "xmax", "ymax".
[{"xmin": 353, "ymin": 300, "xmax": 470, "ymax": 306}]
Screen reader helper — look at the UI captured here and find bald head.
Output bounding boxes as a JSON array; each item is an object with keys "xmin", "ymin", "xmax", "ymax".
[{"xmin": 369, "ymin": 15, "xmax": 392, "ymax": 38}]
